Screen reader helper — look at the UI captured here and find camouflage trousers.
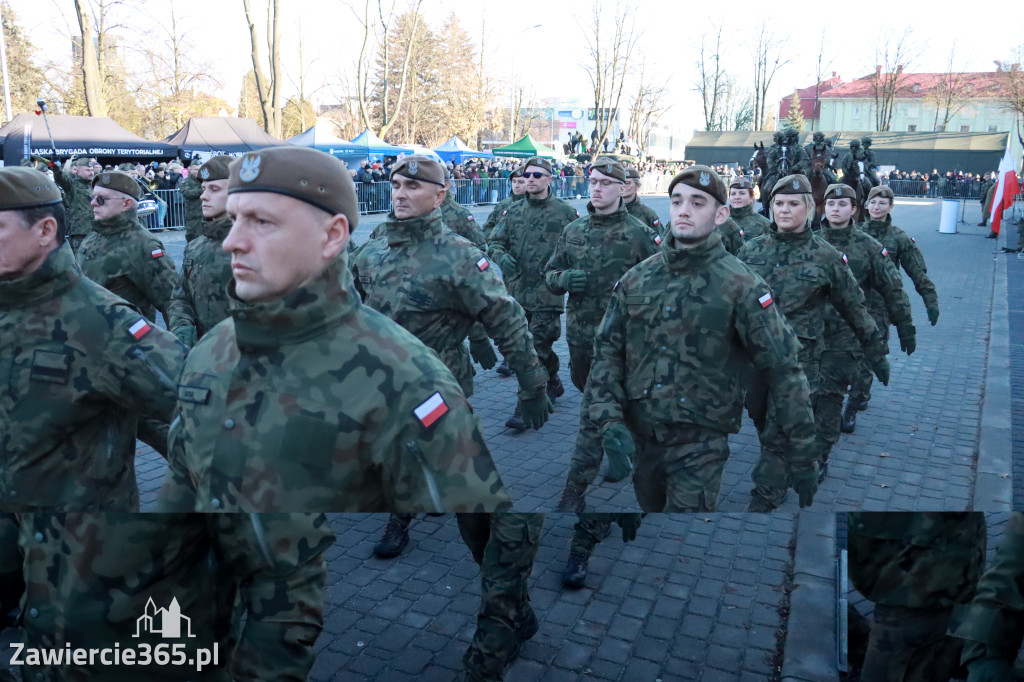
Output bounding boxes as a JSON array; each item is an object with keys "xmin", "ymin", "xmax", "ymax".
[
  {"xmin": 815, "ymin": 349, "xmax": 861, "ymax": 465},
  {"xmin": 848, "ymin": 320, "xmax": 889, "ymax": 408},
  {"xmin": 567, "ymin": 341, "xmax": 593, "ymax": 394},
  {"xmin": 457, "ymin": 513, "xmax": 543, "ymax": 682},
  {"xmin": 633, "ymin": 428, "xmax": 731, "ymax": 512},
  {"xmin": 749, "ymin": 345, "xmax": 821, "ymax": 510},
  {"xmin": 570, "ymin": 513, "xmax": 614, "ymax": 557},
  {"xmin": 523, "ymin": 309, "xmax": 561, "ymax": 378},
  {"xmin": 564, "ymin": 341, "xmax": 606, "ymax": 491},
  {"xmin": 861, "ymin": 604, "xmax": 965, "ymax": 682}
]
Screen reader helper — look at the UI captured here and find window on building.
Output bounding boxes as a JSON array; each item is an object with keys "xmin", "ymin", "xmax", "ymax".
[
  {"xmin": 907, "ymin": 124, "xmax": 917, "ymax": 132},
  {"xmin": 961, "ymin": 125, "xmax": 971, "ymax": 132},
  {"xmin": 853, "ymin": 106, "xmax": 860, "ymax": 119}
]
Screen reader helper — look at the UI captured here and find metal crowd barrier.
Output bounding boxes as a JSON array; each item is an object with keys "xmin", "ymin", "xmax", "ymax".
[{"xmin": 881, "ymin": 179, "xmax": 989, "ymax": 200}]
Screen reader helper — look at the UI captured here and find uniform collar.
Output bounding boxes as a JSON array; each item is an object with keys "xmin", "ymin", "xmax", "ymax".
[
  {"xmin": 864, "ymin": 215, "xmax": 893, "ymax": 232},
  {"xmin": 0, "ymin": 242, "xmax": 80, "ymax": 308},
  {"xmin": 383, "ymin": 208, "xmax": 445, "ymax": 247},
  {"xmin": 202, "ymin": 215, "xmax": 233, "ymax": 241},
  {"xmin": 662, "ymin": 230, "xmax": 726, "ymax": 272},
  {"xmin": 92, "ymin": 208, "xmax": 139, "ymax": 234},
  {"xmin": 586, "ymin": 200, "xmax": 627, "ymax": 225},
  {"xmin": 525, "ymin": 190, "xmax": 552, "ymax": 206},
  {"xmin": 820, "ymin": 220, "xmax": 854, "ymax": 242},
  {"xmin": 769, "ymin": 223, "xmax": 814, "ymax": 243},
  {"xmin": 228, "ymin": 254, "xmax": 359, "ymax": 350},
  {"xmin": 730, "ymin": 204, "xmax": 754, "ymax": 218}
]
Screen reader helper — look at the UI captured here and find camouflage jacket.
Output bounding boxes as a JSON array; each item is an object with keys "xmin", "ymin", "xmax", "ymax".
[
  {"xmin": 952, "ymin": 512, "xmax": 1024, "ymax": 664},
  {"xmin": 737, "ymin": 226, "xmax": 887, "ymax": 364},
  {"xmin": 716, "ymin": 216, "xmax": 746, "ymax": 256},
  {"xmin": 728, "ymin": 205, "xmax": 769, "ymax": 242},
  {"xmin": 487, "ymin": 191, "xmax": 580, "ymax": 312},
  {"xmin": 167, "ymin": 216, "xmax": 234, "ymax": 347},
  {"xmin": 0, "ymin": 243, "xmax": 185, "ymax": 512},
  {"xmin": 3, "ymin": 513, "xmax": 333, "ymax": 681},
  {"xmin": 77, "ymin": 209, "xmax": 179, "ymax": 322},
  {"xmin": 859, "ymin": 215, "xmax": 939, "ymax": 318},
  {"xmin": 158, "ymin": 255, "xmax": 512, "ymax": 514},
  {"xmin": 52, "ymin": 167, "xmax": 94, "ymax": 242},
  {"xmin": 848, "ymin": 512, "xmax": 986, "ymax": 610},
  {"xmin": 586, "ymin": 232, "xmax": 815, "ymax": 453},
  {"xmin": 544, "ymin": 201, "xmax": 660, "ymax": 346},
  {"xmin": 369, "ymin": 195, "xmax": 486, "ymax": 248},
  {"xmin": 180, "ymin": 174, "xmax": 206, "ymax": 242},
  {"xmin": 351, "ymin": 209, "xmax": 547, "ymax": 398},
  {"xmin": 819, "ymin": 223, "xmax": 914, "ymax": 351},
  {"xmin": 482, "ymin": 193, "xmax": 525, "ymax": 237},
  {"xmin": 623, "ymin": 196, "xmax": 662, "ymax": 232}
]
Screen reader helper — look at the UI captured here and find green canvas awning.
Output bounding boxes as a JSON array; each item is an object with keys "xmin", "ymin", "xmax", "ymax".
[{"xmin": 491, "ymin": 134, "xmax": 559, "ymax": 158}]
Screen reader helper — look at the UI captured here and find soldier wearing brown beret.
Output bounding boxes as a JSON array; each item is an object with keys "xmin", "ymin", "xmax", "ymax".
[
  {"xmin": 728, "ymin": 175, "xmax": 769, "ymax": 241},
  {"xmin": 621, "ymin": 166, "xmax": 661, "ymax": 231}
]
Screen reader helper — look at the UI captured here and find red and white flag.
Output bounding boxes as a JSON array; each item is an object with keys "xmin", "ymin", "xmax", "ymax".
[{"xmin": 990, "ymin": 146, "xmax": 1020, "ymax": 237}]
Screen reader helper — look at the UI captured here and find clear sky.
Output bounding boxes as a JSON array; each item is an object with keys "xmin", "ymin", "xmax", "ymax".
[{"xmin": 13, "ymin": 0, "xmax": 1022, "ymax": 133}]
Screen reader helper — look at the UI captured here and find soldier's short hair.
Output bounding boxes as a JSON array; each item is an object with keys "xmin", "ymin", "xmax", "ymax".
[{"xmin": 17, "ymin": 203, "xmax": 67, "ymax": 242}]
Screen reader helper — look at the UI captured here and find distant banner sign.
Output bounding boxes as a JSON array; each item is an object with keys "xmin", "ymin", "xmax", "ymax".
[{"xmin": 560, "ymin": 122, "xmax": 577, "ymax": 129}]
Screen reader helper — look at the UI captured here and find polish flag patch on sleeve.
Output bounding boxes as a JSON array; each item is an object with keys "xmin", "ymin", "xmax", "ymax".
[
  {"xmin": 129, "ymin": 318, "xmax": 152, "ymax": 339},
  {"xmin": 842, "ymin": 253, "xmax": 849, "ymax": 264},
  {"xmin": 414, "ymin": 392, "xmax": 449, "ymax": 428},
  {"xmin": 911, "ymin": 237, "xmax": 916, "ymax": 243},
  {"xmin": 758, "ymin": 291, "xmax": 773, "ymax": 308},
  {"xmin": 654, "ymin": 234, "xmax": 662, "ymax": 245},
  {"xmin": 653, "ymin": 219, "xmax": 660, "ymax": 226},
  {"xmin": 881, "ymin": 247, "xmax": 888, "ymax": 257},
  {"xmin": 467, "ymin": 215, "xmax": 475, "ymax": 221},
  {"xmin": 151, "ymin": 248, "xmax": 164, "ymax": 258},
  {"xmin": 739, "ymin": 229, "xmax": 745, "ymax": 237},
  {"xmin": 476, "ymin": 257, "xmax": 490, "ymax": 271}
]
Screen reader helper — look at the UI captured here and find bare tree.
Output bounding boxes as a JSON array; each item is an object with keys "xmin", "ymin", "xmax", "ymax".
[
  {"xmin": 626, "ymin": 59, "xmax": 669, "ymax": 155},
  {"xmin": 810, "ymin": 29, "xmax": 833, "ymax": 131},
  {"xmin": 580, "ymin": 0, "xmax": 640, "ymax": 155},
  {"xmin": 750, "ymin": 22, "xmax": 792, "ymax": 130},
  {"xmin": 73, "ymin": 0, "xmax": 107, "ymax": 116},
  {"xmin": 694, "ymin": 24, "xmax": 727, "ymax": 131},
  {"xmin": 925, "ymin": 43, "xmax": 970, "ymax": 132},
  {"xmin": 242, "ymin": 0, "xmax": 282, "ymax": 137},
  {"xmin": 869, "ymin": 27, "xmax": 916, "ymax": 131}
]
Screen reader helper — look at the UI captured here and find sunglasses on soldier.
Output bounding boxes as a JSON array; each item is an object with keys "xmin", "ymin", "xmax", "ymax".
[{"xmin": 523, "ymin": 172, "xmax": 550, "ymax": 179}]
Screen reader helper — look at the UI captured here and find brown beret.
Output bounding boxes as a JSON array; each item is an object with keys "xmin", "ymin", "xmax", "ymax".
[
  {"xmin": 197, "ymin": 155, "xmax": 233, "ymax": 182},
  {"xmin": 591, "ymin": 157, "xmax": 626, "ymax": 183},
  {"xmin": 116, "ymin": 163, "xmax": 135, "ymax": 172},
  {"xmin": 730, "ymin": 176, "xmax": 755, "ymax": 191},
  {"xmin": 72, "ymin": 157, "xmax": 93, "ymax": 168},
  {"xmin": 509, "ymin": 165, "xmax": 525, "ymax": 179},
  {"xmin": 523, "ymin": 157, "xmax": 553, "ymax": 175},
  {"xmin": 771, "ymin": 174, "xmax": 812, "ymax": 199},
  {"xmin": 227, "ymin": 146, "xmax": 359, "ymax": 229},
  {"xmin": 624, "ymin": 167, "xmax": 641, "ymax": 180},
  {"xmin": 824, "ymin": 183, "xmax": 857, "ymax": 201},
  {"xmin": 667, "ymin": 164, "xmax": 727, "ymax": 205},
  {"xmin": 92, "ymin": 170, "xmax": 142, "ymax": 200},
  {"xmin": 866, "ymin": 186, "xmax": 895, "ymax": 203},
  {"xmin": 391, "ymin": 155, "xmax": 446, "ymax": 187},
  {"xmin": 0, "ymin": 166, "xmax": 63, "ymax": 211}
]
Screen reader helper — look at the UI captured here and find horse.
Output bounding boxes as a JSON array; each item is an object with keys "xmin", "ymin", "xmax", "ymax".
[{"xmin": 807, "ymin": 149, "xmax": 832, "ymax": 229}]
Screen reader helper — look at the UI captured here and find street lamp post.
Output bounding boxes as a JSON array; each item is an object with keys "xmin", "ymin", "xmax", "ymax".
[{"xmin": 509, "ymin": 24, "xmax": 541, "ymax": 144}]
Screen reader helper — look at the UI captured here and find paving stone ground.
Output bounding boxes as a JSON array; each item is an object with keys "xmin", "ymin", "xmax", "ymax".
[{"xmin": 1007, "ymin": 250, "xmax": 1024, "ymax": 507}]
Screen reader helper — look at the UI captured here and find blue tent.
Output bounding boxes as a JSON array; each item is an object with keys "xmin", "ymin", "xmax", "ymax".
[
  {"xmin": 347, "ymin": 129, "xmax": 413, "ymax": 159},
  {"xmin": 287, "ymin": 125, "xmax": 368, "ymax": 166},
  {"xmin": 433, "ymin": 135, "xmax": 492, "ymax": 163}
]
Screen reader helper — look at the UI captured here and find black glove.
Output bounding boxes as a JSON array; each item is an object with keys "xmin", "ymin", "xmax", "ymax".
[
  {"xmin": 790, "ymin": 462, "xmax": 819, "ymax": 508},
  {"xmin": 617, "ymin": 514, "xmax": 642, "ymax": 542},
  {"xmin": 601, "ymin": 423, "xmax": 636, "ymax": 481},
  {"xmin": 872, "ymin": 358, "xmax": 890, "ymax": 386},
  {"xmin": 498, "ymin": 254, "xmax": 518, "ymax": 276},
  {"xmin": 897, "ymin": 326, "xmax": 916, "ymax": 356},
  {"xmin": 519, "ymin": 385, "xmax": 553, "ymax": 430},
  {"xmin": 469, "ymin": 338, "xmax": 497, "ymax": 369},
  {"xmin": 558, "ymin": 269, "xmax": 588, "ymax": 293},
  {"xmin": 927, "ymin": 307, "xmax": 940, "ymax": 326}
]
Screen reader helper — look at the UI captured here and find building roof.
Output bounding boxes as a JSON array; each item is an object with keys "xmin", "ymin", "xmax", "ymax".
[
  {"xmin": 824, "ymin": 71, "xmax": 1006, "ymax": 99},
  {"xmin": 779, "ymin": 75, "xmax": 843, "ymax": 120}
]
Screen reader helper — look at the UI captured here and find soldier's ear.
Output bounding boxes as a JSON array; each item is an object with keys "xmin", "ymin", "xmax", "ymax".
[{"xmin": 323, "ymin": 212, "xmax": 350, "ymax": 260}]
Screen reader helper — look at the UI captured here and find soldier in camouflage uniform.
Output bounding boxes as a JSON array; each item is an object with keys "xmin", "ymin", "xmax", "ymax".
[
  {"xmin": 368, "ymin": 182, "xmax": 488, "ymax": 248},
  {"xmin": 482, "ymin": 166, "xmax": 526, "ymax": 239},
  {"xmin": 738, "ymin": 174, "xmax": 890, "ymax": 511},
  {"xmin": 783, "ymin": 129, "xmax": 808, "ymax": 177},
  {"xmin": 814, "ymin": 184, "xmax": 915, "ymax": 481},
  {"xmin": 848, "ymin": 512, "xmax": 986, "ymax": 682},
  {"xmin": 561, "ymin": 513, "xmax": 642, "ymax": 589},
  {"xmin": 0, "ymin": 512, "xmax": 333, "ymax": 681},
  {"xmin": 585, "ymin": 166, "xmax": 818, "ymax": 512},
  {"xmin": 488, "ymin": 156, "xmax": 580, "ymax": 428},
  {"xmin": 457, "ymin": 513, "xmax": 543, "ymax": 682},
  {"xmin": 802, "ymin": 131, "xmax": 838, "ymax": 185},
  {"xmin": 728, "ymin": 176, "xmax": 769, "ymax": 241},
  {"xmin": 179, "ymin": 165, "xmax": 206, "ymax": 242},
  {"xmin": 715, "ymin": 212, "xmax": 748, "ymax": 256},
  {"xmin": 351, "ymin": 155, "xmax": 551, "ymax": 556},
  {"xmin": 167, "ymin": 156, "xmax": 235, "ymax": 347},
  {"xmin": 0, "ymin": 167, "xmax": 185, "ymax": 512},
  {"xmin": 77, "ymin": 171, "xmax": 179, "ymax": 324},
  {"xmin": 861, "ymin": 136, "xmax": 880, "ymax": 186},
  {"xmin": 51, "ymin": 157, "xmax": 95, "ymax": 253},
  {"xmin": 951, "ymin": 512, "xmax": 1024, "ymax": 681},
  {"xmin": 622, "ymin": 167, "xmax": 662, "ymax": 231},
  {"xmin": 844, "ymin": 185, "xmax": 940, "ymax": 432},
  {"xmin": 158, "ymin": 146, "xmax": 512, "ymax": 513}
]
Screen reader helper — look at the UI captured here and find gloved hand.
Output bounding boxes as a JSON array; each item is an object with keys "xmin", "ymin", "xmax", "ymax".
[
  {"xmin": 617, "ymin": 514, "xmax": 642, "ymax": 542},
  {"xmin": 872, "ymin": 358, "xmax": 890, "ymax": 386},
  {"xmin": 558, "ymin": 269, "xmax": 588, "ymax": 293},
  {"xmin": 790, "ymin": 461, "xmax": 819, "ymax": 508},
  {"xmin": 966, "ymin": 658, "xmax": 1014, "ymax": 682},
  {"xmin": 518, "ymin": 386, "xmax": 553, "ymax": 430},
  {"xmin": 173, "ymin": 324, "xmax": 197, "ymax": 348},
  {"xmin": 897, "ymin": 326, "xmax": 916, "ymax": 356},
  {"xmin": 469, "ymin": 338, "xmax": 497, "ymax": 369},
  {"xmin": 497, "ymin": 253, "xmax": 518, "ymax": 276},
  {"xmin": 927, "ymin": 306, "xmax": 940, "ymax": 326},
  {"xmin": 601, "ymin": 423, "xmax": 636, "ymax": 482}
]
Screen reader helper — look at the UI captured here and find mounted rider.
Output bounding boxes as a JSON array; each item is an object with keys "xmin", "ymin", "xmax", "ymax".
[
  {"xmin": 860, "ymin": 136, "xmax": 880, "ymax": 186},
  {"xmin": 802, "ymin": 131, "xmax": 838, "ymax": 185}
]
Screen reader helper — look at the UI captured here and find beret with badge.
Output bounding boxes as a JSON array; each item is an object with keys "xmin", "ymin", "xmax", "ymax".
[
  {"xmin": 197, "ymin": 155, "xmax": 233, "ymax": 182},
  {"xmin": 72, "ymin": 157, "xmax": 94, "ymax": 168},
  {"xmin": 667, "ymin": 164, "xmax": 727, "ymax": 205},
  {"xmin": 770, "ymin": 174, "xmax": 813, "ymax": 200},
  {"xmin": 591, "ymin": 157, "xmax": 626, "ymax": 183},
  {"xmin": 522, "ymin": 157, "xmax": 553, "ymax": 175},
  {"xmin": 509, "ymin": 165, "xmax": 525, "ymax": 179},
  {"xmin": 390, "ymin": 154, "xmax": 447, "ymax": 187},
  {"xmin": 624, "ymin": 167, "xmax": 641, "ymax": 181},
  {"xmin": 0, "ymin": 166, "xmax": 63, "ymax": 211},
  {"xmin": 92, "ymin": 170, "xmax": 142, "ymax": 200},
  {"xmin": 866, "ymin": 186, "xmax": 895, "ymax": 203},
  {"xmin": 227, "ymin": 146, "xmax": 360, "ymax": 230},
  {"xmin": 824, "ymin": 183, "xmax": 857, "ymax": 201},
  {"xmin": 730, "ymin": 176, "xmax": 755, "ymax": 191}
]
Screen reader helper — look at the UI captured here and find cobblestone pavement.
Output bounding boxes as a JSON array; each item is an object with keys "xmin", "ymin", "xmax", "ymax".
[{"xmin": 1007, "ymin": 250, "xmax": 1024, "ymax": 507}]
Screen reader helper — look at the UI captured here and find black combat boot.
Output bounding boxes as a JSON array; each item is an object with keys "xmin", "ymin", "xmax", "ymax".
[
  {"xmin": 546, "ymin": 375, "xmax": 565, "ymax": 402},
  {"xmin": 506, "ymin": 608, "xmax": 539, "ymax": 667},
  {"xmin": 505, "ymin": 405, "xmax": 527, "ymax": 432},
  {"xmin": 555, "ymin": 485, "xmax": 586, "ymax": 513},
  {"xmin": 562, "ymin": 551, "xmax": 589, "ymax": 589},
  {"xmin": 495, "ymin": 359, "xmax": 514, "ymax": 377},
  {"xmin": 841, "ymin": 403, "xmax": 858, "ymax": 433},
  {"xmin": 818, "ymin": 457, "xmax": 829, "ymax": 484},
  {"xmin": 373, "ymin": 517, "xmax": 410, "ymax": 558}
]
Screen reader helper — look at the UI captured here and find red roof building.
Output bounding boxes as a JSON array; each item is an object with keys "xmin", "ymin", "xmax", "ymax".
[{"xmin": 778, "ymin": 73, "xmax": 843, "ymax": 126}]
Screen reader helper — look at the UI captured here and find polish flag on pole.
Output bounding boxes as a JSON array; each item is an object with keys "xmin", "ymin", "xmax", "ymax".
[{"xmin": 990, "ymin": 145, "xmax": 1020, "ymax": 237}]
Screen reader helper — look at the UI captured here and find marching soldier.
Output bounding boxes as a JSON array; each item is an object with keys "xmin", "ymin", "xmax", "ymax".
[
  {"xmin": 157, "ymin": 146, "xmax": 513, "ymax": 513},
  {"xmin": 167, "ymin": 155, "xmax": 235, "ymax": 347},
  {"xmin": 0, "ymin": 167, "xmax": 185, "ymax": 512},
  {"xmin": 843, "ymin": 185, "xmax": 939, "ymax": 432},
  {"xmin": 51, "ymin": 157, "xmax": 95, "ymax": 253},
  {"xmin": 179, "ymin": 164, "xmax": 206, "ymax": 242},
  {"xmin": 621, "ymin": 167, "xmax": 661, "ymax": 231},
  {"xmin": 482, "ymin": 166, "xmax": 526, "ymax": 238},
  {"xmin": 728, "ymin": 176, "xmax": 769, "ymax": 241}
]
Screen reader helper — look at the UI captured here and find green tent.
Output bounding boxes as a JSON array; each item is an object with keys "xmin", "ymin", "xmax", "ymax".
[{"xmin": 491, "ymin": 134, "xmax": 559, "ymax": 158}]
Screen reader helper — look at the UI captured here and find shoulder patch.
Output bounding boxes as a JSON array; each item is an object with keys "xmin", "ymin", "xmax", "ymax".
[
  {"xmin": 613, "ymin": 280, "xmax": 621, "ymax": 291},
  {"xmin": 502, "ymin": 210, "xmax": 508, "ymax": 216},
  {"xmin": 881, "ymin": 247, "xmax": 888, "ymax": 257},
  {"xmin": 910, "ymin": 237, "xmax": 916, "ymax": 243},
  {"xmin": 842, "ymin": 253, "xmax": 849, "ymax": 264},
  {"xmin": 575, "ymin": 210, "xmax": 580, "ymax": 217},
  {"xmin": 414, "ymin": 391, "xmax": 449, "ymax": 428},
  {"xmin": 151, "ymin": 248, "xmax": 164, "ymax": 259},
  {"xmin": 653, "ymin": 219, "xmax": 660, "ymax": 226},
  {"xmin": 758, "ymin": 291, "xmax": 773, "ymax": 308},
  {"xmin": 467, "ymin": 215, "xmax": 475, "ymax": 221},
  {"xmin": 739, "ymin": 229, "xmax": 745, "ymax": 237},
  {"xmin": 476, "ymin": 256, "xmax": 490, "ymax": 271},
  {"xmin": 653, "ymin": 234, "xmax": 662, "ymax": 245},
  {"xmin": 129, "ymin": 318, "xmax": 152, "ymax": 340}
]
